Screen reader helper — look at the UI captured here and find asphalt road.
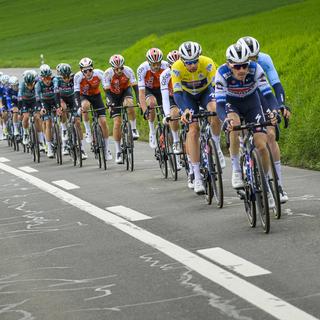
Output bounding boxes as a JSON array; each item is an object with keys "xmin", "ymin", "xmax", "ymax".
[{"xmin": 0, "ymin": 137, "xmax": 319, "ymax": 320}]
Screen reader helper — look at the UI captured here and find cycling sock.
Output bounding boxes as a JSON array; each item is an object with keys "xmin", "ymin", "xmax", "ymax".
[
  {"xmin": 274, "ymin": 160, "xmax": 282, "ymax": 186},
  {"xmin": 104, "ymin": 138, "xmax": 109, "ymax": 153},
  {"xmin": 192, "ymin": 163, "xmax": 201, "ymax": 181},
  {"xmin": 148, "ymin": 121, "xmax": 155, "ymax": 135},
  {"xmin": 172, "ymin": 130, "xmax": 179, "ymax": 143},
  {"xmin": 81, "ymin": 140, "xmax": 85, "ymax": 151},
  {"xmin": 130, "ymin": 119, "xmax": 137, "ymax": 130},
  {"xmin": 38, "ymin": 132, "xmax": 44, "ymax": 143},
  {"xmin": 187, "ymin": 155, "xmax": 194, "ymax": 175},
  {"xmin": 84, "ymin": 121, "xmax": 90, "ymax": 133},
  {"xmin": 13, "ymin": 123, "xmax": 19, "ymax": 134},
  {"xmin": 114, "ymin": 141, "xmax": 121, "ymax": 154},
  {"xmin": 61, "ymin": 123, "xmax": 67, "ymax": 131},
  {"xmin": 231, "ymin": 154, "xmax": 241, "ymax": 172}
]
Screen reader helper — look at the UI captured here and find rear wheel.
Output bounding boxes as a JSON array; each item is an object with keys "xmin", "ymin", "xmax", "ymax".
[
  {"xmin": 252, "ymin": 148, "xmax": 270, "ymax": 233},
  {"xmin": 97, "ymin": 125, "xmax": 106, "ymax": 170},
  {"xmin": 123, "ymin": 121, "xmax": 134, "ymax": 171},
  {"xmin": 180, "ymin": 128, "xmax": 189, "ymax": 178},
  {"xmin": 75, "ymin": 125, "xmax": 83, "ymax": 168},
  {"xmin": 53, "ymin": 123, "xmax": 62, "ymax": 165},
  {"xmin": 267, "ymin": 144, "xmax": 281, "ymax": 219},
  {"xmin": 164, "ymin": 126, "xmax": 177, "ymax": 181},
  {"xmin": 209, "ymin": 139, "xmax": 223, "ymax": 208},
  {"xmin": 155, "ymin": 126, "xmax": 168, "ymax": 178}
]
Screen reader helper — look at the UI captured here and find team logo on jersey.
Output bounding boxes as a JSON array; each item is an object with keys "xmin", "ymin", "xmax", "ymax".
[
  {"xmin": 172, "ymin": 70, "xmax": 180, "ymax": 77},
  {"xmin": 174, "ymin": 83, "xmax": 182, "ymax": 90},
  {"xmin": 198, "ymin": 73, "xmax": 204, "ymax": 79},
  {"xmin": 206, "ymin": 64, "xmax": 213, "ymax": 72}
]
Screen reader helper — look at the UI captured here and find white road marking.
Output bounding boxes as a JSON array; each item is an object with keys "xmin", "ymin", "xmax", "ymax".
[
  {"xmin": 52, "ymin": 180, "xmax": 80, "ymax": 190},
  {"xmin": 0, "ymin": 162, "xmax": 318, "ymax": 320},
  {"xmin": 19, "ymin": 166, "xmax": 39, "ymax": 173},
  {"xmin": 0, "ymin": 157, "xmax": 10, "ymax": 162},
  {"xmin": 106, "ymin": 205, "xmax": 152, "ymax": 221},
  {"xmin": 198, "ymin": 247, "xmax": 271, "ymax": 277}
]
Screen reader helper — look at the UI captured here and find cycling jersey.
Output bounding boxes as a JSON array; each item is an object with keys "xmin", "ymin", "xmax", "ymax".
[
  {"xmin": 53, "ymin": 74, "xmax": 74, "ymax": 97},
  {"xmin": 160, "ymin": 67, "xmax": 174, "ymax": 116},
  {"xmin": 35, "ymin": 78, "xmax": 56, "ymax": 101},
  {"xmin": 137, "ymin": 61, "xmax": 169, "ymax": 90},
  {"xmin": 74, "ymin": 69, "xmax": 104, "ymax": 96},
  {"xmin": 18, "ymin": 80, "xmax": 36, "ymax": 100},
  {"xmin": 171, "ymin": 55, "xmax": 216, "ymax": 95},
  {"xmin": 104, "ymin": 66, "xmax": 137, "ymax": 95},
  {"xmin": 215, "ymin": 61, "xmax": 278, "ymax": 121},
  {"xmin": 3, "ymin": 88, "xmax": 18, "ymax": 110},
  {"xmin": 257, "ymin": 52, "xmax": 285, "ymax": 105}
]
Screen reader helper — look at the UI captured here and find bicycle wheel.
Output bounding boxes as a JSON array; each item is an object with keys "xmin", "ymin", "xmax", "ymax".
[
  {"xmin": 200, "ymin": 139, "xmax": 213, "ymax": 204},
  {"xmin": 155, "ymin": 126, "xmax": 168, "ymax": 178},
  {"xmin": 252, "ymin": 148, "xmax": 270, "ymax": 233},
  {"xmin": 75, "ymin": 125, "xmax": 83, "ymax": 168},
  {"xmin": 69, "ymin": 125, "xmax": 77, "ymax": 166},
  {"xmin": 240, "ymin": 154, "xmax": 256, "ymax": 228},
  {"xmin": 179, "ymin": 128, "xmax": 189, "ymax": 178},
  {"xmin": 267, "ymin": 144, "xmax": 281, "ymax": 219},
  {"xmin": 123, "ymin": 121, "xmax": 134, "ymax": 171},
  {"xmin": 30, "ymin": 123, "xmax": 40, "ymax": 163},
  {"xmin": 209, "ymin": 139, "xmax": 224, "ymax": 208},
  {"xmin": 53, "ymin": 123, "xmax": 62, "ymax": 165},
  {"xmin": 164, "ymin": 126, "xmax": 177, "ymax": 181},
  {"xmin": 97, "ymin": 125, "xmax": 106, "ymax": 170}
]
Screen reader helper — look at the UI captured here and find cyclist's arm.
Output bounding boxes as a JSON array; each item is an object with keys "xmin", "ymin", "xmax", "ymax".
[
  {"xmin": 214, "ymin": 71, "xmax": 227, "ymax": 121},
  {"xmin": 137, "ymin": 64, "xmax": 147, "ymax": 112},
  {"xmin": 53, "ymin": 77, "xmax": 61, "ymax": 107},
  {"xmin": 125, "ymin": 66, "xmax": 139, "ymax": 103},
  {"xmin": 34, "ymin": 82, "xmax": 43, "ymax": 110},
  {"xmin": 132, "ymin": 84, "xmax": 139, "ymax": 104},
  {"xmin": 73, "ymin": 72, "xmax": 82, "ymax": 109},
  {"xmin": 160, "ymin": 70, "xmax": 171, "ymax": 116},
  {"xmin": 171, "ymin": 68, "xmax": 187, "ymax": 112},
  {"xmin": 104, "ymin": 87, "xmax": 113, "ymax": 105}
]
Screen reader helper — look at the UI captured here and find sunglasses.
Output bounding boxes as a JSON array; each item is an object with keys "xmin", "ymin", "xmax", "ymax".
[
  {"xmin": 43, "ymin": 76, "xmax": 52, "ymax": 81},
  {"xmin": 83, "ymin": 69, "xmax": 93, "ymax": 74},
  {"xmin": 231, "ymin": 63, "xmax": 249, "ymax": 70},
  {"xmin": 184, "ymin": 59, "xmax": 199, "ymax": 66},
  {"xmin": 114, "ymin": 67, "xmax": 124, "ymax": 72}
]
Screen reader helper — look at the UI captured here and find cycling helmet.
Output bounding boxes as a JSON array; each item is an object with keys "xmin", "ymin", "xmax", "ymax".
[
  {"xmin": 109, "ymin": 54, "xmax": 125, "ymax": 68},
  {"xmin": 237, "ymin": 36, "xmax": 260, "ymax": 57},
  {"xmin": 9, "ymin": 76, "xmax": 19, "ymax": 87},
  {"xmin": 0, "ymin": 72, "xmax": 3, "ymax": 78},
  {"xmin": 39, "ymin": 64, "xmax": 52, "ymax": 77},
  {"xmin": 146, "ymin": 48, "xmax": 163, "ymax": 63},
  {"xmin": 79, "ymin": 57, "xmax": 93, "ymax": 69},
  {"xmin": 1, "ymin": 74, "xmax": 10, "ymax": 85},
  {"xmin": 226, "ymin": 43, "xmax": 250, "ymax": 64},
  {"xmin": 178, "ymin": 41, "xmax": 201, "ymax": 61},
  {"xmin": 166, "ymin": 50, "xmax": 181, "ymax": 65},
  {"xmin": 59, "ymin": 63, "xmax": 72, "ymax": 77},
  {"xmin": 23, "ymin": 70, "xmax": 37, "ymax": 84}
]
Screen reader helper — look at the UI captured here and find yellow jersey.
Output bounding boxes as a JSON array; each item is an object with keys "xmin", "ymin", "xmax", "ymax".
[{"xmin": 171, "ymin": 55, "xmax": 217, "ymax": 95}]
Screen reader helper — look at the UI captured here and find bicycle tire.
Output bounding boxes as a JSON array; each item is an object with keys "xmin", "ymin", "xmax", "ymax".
[
  {"xmin": 54, "ymin": 123, "xmax": 62, "ymax": 165},
  {"xmin": 209, "ymin": 139, "xmax": 224, "ymax": 208},
  {"xmin": 200, "ymin": 139, "xmax": 213, "ymax": 205},
  {"xmin": 155, "ymin": 126, "xmax": 168, "ymax": 178},
  {"xmin": 179, "ymin": 129, "xmax": 189, "ymax": 178},
  {"xmin": 240, "ymin": 153, "xmax": 257, "ymax": 227},
  {"xmin": 252, "ymin": 148, "xmax": 270, "ymax": 233},
  {"xmin": 97, "ymin": 125, "xmax": 107, "ymax": 170},
  {"xmin": 75, "ymin": 125, "xmax": 83, "ymax": 168},
  {"xmin": 164, "ymin": 126, "xmax": 178, "ymax": 181},
  {"xmin": 124, "ymin": 121, "xmax": 134, "ymax": 171},
  {"xmin": 69, "ymin": 125, "xmax": 77, "ymax": 166},
  {"xmin": 267, "ymin": 144, "xmax": 281, "ymax": 219}
]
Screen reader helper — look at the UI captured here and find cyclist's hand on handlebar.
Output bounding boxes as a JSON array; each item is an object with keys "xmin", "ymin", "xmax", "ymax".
[
  {"xmin": 181, "ymin": 109, "xmax": 191, "ymax": 124},
  {"xmin": 269, "ymin": 110, "xmax": 280, "ymax": 126},
  {"xmin": 223, "ymin": 118, "xmax": 234, "ymax": 131},
  {"xmin": 280, "ymin": 104, "xmax": 291, "ymax": 119},
  {"xmin": 143, "ymin": 108, "xmax": 150, "ymax": 120}
]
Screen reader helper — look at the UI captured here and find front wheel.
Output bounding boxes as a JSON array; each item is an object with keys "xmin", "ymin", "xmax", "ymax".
[
  {"xmin": 96, "ymin": 124, "xmax": 106, "ymax": 170},
  {"xmin": 155, "ymin": 126, "xmax": 168, "ymax": 178},
  {"xmin": 164, "ymin": 126, "xmax": 177, "ymax": 181},
  {"xmin": 122, "ymin": 121, "xmax": 134, "ymax": 171}
]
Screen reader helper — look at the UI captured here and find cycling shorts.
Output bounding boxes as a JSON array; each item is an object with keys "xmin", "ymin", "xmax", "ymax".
[
  {"xmin": 21, "ymin": 99, "xmax": 36, "ymax": 114},
  {"xmin": 61, "ymin": 95, "xmax": 78, "ymax": 117},
  {"xmin": 81, "ymin": 93, "xmax": 106, "ymax": 117},
  {"xmin": 145, "ymin": 87, "xmax": 162, "ymax": 106},
  {"xmin": 108, "ymin": 87, "xmax": 133, "ymax": 118}
]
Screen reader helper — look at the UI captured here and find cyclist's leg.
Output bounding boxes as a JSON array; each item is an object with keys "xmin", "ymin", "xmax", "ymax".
[
  {"xmin": 110, "ymin": 93, "xmax": 122, "ymax": 162},
  {"xmin": 125, "ymin": 88, "xmax": 139, "ymax": 138},
  {"xmin": 12, "ymin": 106, "xmax": 20, "ymax": 136},
  {"xmin": 145, "ymin": 90, "xmax": 157, "ymax": 149},
  {"xmin": 42, "ymin": 102, "xmax": 53, "ymax": 157},
  {"xmin": 34, "ymin": 108, "xmax": 45, "ymax": 149}
]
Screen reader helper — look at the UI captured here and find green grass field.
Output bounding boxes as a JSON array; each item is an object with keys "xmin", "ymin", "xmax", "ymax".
[{"xmin": 1, "ymin": 0, "xmax": 318, "ymax": 169}]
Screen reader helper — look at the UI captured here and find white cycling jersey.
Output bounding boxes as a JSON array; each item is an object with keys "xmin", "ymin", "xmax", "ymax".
[
  {"xmin": 160, "ymin": 67, "xmax": 172, "ymax": 116},
  {"xmin": 74, "ymin": 69, "xmax": 105, "ymax": 96},
  {"xmin": 103, "ymin": 66, "xmax": 137, "ymax": 89},
  {"xmin": 137, "ymin": 61, "xmax": 169, "ymax": 90}
]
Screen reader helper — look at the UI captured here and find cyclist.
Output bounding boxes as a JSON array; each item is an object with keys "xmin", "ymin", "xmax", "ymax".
[
  {"xmin": 137, "ymin": 48, "xmax": 169, "ymax": 149},
  {"xmin": 0, "ymin": 72, "xmax": 4, "ymax": 139},
  {"xmin": 5, "ymin": 76, "xmax": 20, "ymax": 138},
  {"xmin": 74, "ymin": 57, "xmax": 112, "ymax": 160},
  {"xmin": 172, "ymin": 41, "xmax": 224, "ymax": 194},
  {"xmin": 18, "ymin": 70, "xmax": 43, "ymax": 146},
  {"xmin": 0, "ymin": 74, "xmax": 10, "ymax": 139},
  {"xmin": 238, "ymin": 36, "xmax": 289, "ymax": 203},
  {"xmin": 35, "ymin": 64, "xmax": 59, "ymax": 158},
  {"xmin": 53, "ymin": 63, "xmax": 87, "ymax": 159},
  {"xmin": 215, "ymin": 42, "xmax": 279, "ymax": 208},
  {"xmin": 103, "ymin": 54, "xmax": 139, "ymax": 164},
  {"xmin": 160, "ymin": 50, "xmax": 183, "ymax": 170}
]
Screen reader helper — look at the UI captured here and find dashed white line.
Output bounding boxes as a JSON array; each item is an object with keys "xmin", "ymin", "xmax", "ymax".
[
  {"xmin": 106, "ymin": 205, "xmax": 151, "ymax": 221},
  {"xmin": 52, "ymin": 180, "xmax": 80, "ymax": 190},
  {"xmin": 0, "ymin": 157, "xmax": 10, "ymax": 162},
  {"xmin": 0, "ymin": 162, "xmax": 318, "ymax": 320},
  {"xmin": 197, "ymin": 247, "xmax": 271, "ymax": 277},
  {"xmin": 19, "ymin": 166, "xmax": 39, "ymax": 173}
]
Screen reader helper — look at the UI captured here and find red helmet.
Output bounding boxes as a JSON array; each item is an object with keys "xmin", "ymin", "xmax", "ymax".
[
  {"xmin": 166, "ymin": 50, "xmax": 180, "ymax": 65},
  {"xmin": 109, "ymin": 54, "xmax": 125, "ymax": 68},
  {"xmin": 146, "ymin": 48, "xmax": 163, "ymax": 63}
]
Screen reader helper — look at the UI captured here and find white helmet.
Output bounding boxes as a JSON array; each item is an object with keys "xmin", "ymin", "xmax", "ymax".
[
  {"xmin": 179, "ymin": 41, "xmax": 201, "ymax": 61},
  {"xmin": 146, "ymin": 48, "xmax": 163, "ymax": 63},
  {"xmin": 237, "ymin": 36, "xmax": 260, "ymax": 57},
  {"xmin": 0, "ymin": 71, "xmax": 3, "ymax": 78},
  {"xmin": 226, "ymin": 43, "xmax": 250, "ymax": 64},
  {"xmin": 166, "ymin": 50, "xmax": 181, "ymax": 65},
  {"xmin": 109, "ymin": 54, "xmax": 125, "ymax": 68},
  {"xmin": 1, "ymin": 74, "xmax": 10, "ymax": 85},
  {"xmin": 39, "ymin": 64, "xmax": 52, "ymax": 77},
  {"xmin": 9, "ymin": 76, "xmax": 19, "ymax": 86},
  {"xmin": 79, "ymin": 57, "xmax": 93, "ymax": 69}
]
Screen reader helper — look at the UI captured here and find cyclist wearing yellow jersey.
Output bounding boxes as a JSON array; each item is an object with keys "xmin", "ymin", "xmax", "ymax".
[{"xmin": 171, "ymin": 41, "xmax": 224, "ymax": 194}]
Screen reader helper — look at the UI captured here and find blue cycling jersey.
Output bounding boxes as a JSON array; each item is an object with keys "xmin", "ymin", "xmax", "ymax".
[
  {"xmin": 257, "ymin": 52, "xmax": 280, "ymax": 86},
  {"xmin": 3, "ymin": 88, "xmax": 18, "ymax": 110}
]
